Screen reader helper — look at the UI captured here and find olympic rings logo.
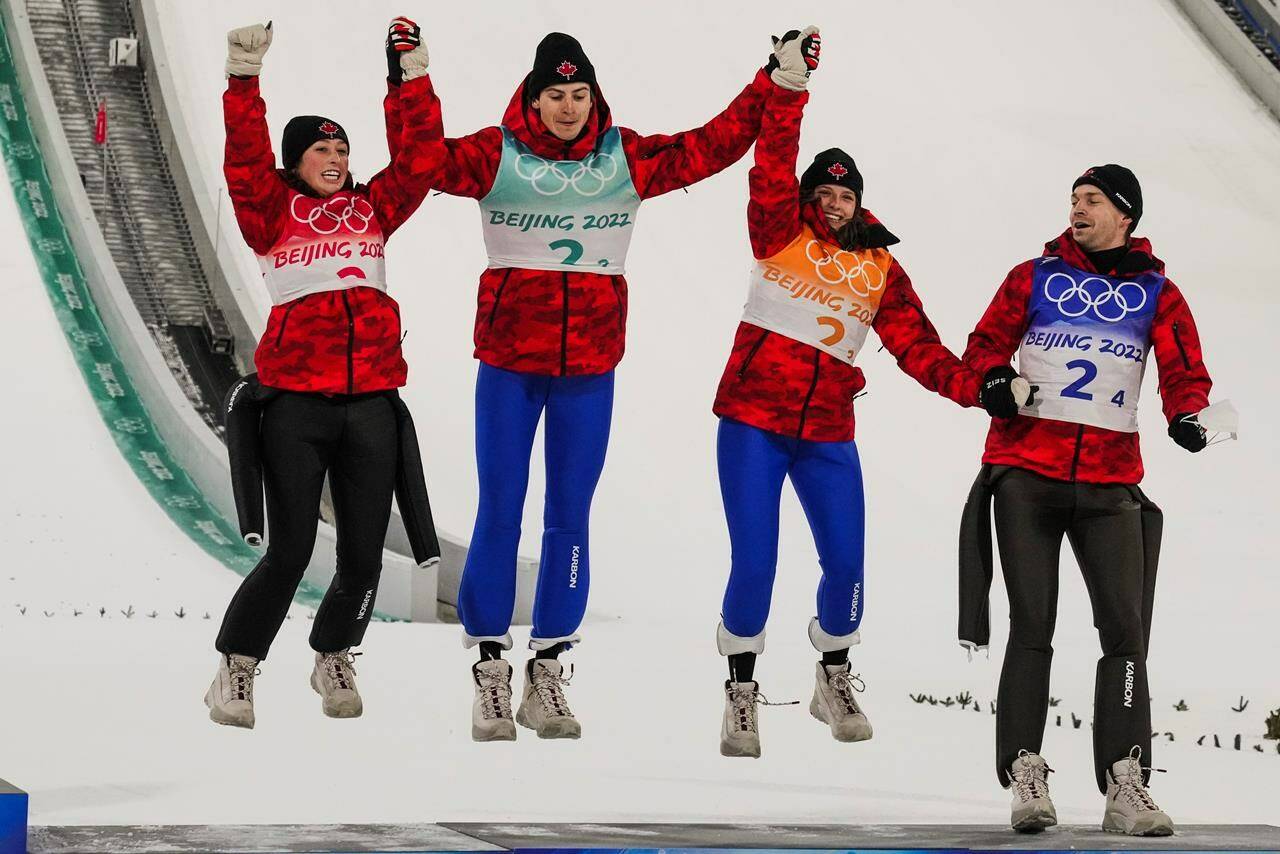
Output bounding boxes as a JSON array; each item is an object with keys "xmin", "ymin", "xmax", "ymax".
[
  {"xmin": 805, "ymin": 241, "xmax": 884, "ymax": 297},
  {"xmin": 1043, "ymin": 272, "xmax": 1148, "ymax": 323},
  {"xmin": 290, "ymin": 194, "xmax": 375, "ymax": 235},
  {"xmin": 514, "ymin": 150, "xmax": 618, "ymax": 197}
]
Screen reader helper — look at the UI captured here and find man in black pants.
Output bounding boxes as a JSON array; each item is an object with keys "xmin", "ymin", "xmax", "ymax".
[{"xmin": 961, "ymin": 165, "xmax": 1214, "ymax": 836}]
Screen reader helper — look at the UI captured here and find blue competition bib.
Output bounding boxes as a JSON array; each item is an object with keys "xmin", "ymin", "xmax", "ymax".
[
  {"xmin": 478, "ymin": 127, "xmax": 641, "ymax": 275},
  {"xmin": 1016, "ymin": 256, "xmax": 1164, "ymax": 432}
]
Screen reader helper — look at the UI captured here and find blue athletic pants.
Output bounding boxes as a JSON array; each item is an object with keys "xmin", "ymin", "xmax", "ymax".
[
  {"xmin": 718, "ymin": 417, "xmax": 867, "ymax": 641},
  {"xmin": 458, "ymin": 363, "xmax": 613, "ymax": 645}
]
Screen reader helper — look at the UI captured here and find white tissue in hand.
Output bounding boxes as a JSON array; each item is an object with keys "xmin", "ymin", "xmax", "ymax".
[
  {"xmin": 1011, "ymin": 376, "xmax": 1031, "ymax": 407},
  {"xmin": 1196, "ymin": 399, "xmax": 1238, "ymax": 435}
]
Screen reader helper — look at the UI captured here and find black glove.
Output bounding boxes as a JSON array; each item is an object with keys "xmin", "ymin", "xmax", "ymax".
[
  {"xmin": 385, "ymin": 16, "xmax": 421, "ymax": 85},
  {"xmin": 1168, "ymin": 412, "xmax": 1207, "ymax": 453},
  {"xmin": 980, "ymin": 366, "xmax": 1023, "ymax": 418}
]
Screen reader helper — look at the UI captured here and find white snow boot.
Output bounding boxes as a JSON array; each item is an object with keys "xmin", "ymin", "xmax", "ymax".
[
  {"xmin": 809, "ymin": 661, "xmax": 873, "ymax": 742},
  {"xmin": 516, "ymin": 659, "xmax": 581, "ymax": 739},
  {"xmin": 720, "ymin": 680, "xmax": 763, "ymax": 758},
  {"xmin": 1008, "ymin": 750, "xmax": 1057, "ymax": 832},
  {"xmin": 204, "ymin": 653, "xmax": 259, "ymax": 729},
  {"xmin": 310, "ymin": 649, "xmax": 363, "ymax": 718},
  {"xmin": 471, "ymin": 659, "xmax": 517, "ymax": 742},
  {"xmin": 1103, "ymin": 746, "xmax": 1174, "ymax": 837}
]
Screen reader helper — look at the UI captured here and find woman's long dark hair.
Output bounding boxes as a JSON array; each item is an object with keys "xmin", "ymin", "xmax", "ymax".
[{"xmin": 801, "ymin": 190, "xmax": 867, "ymax": 252}]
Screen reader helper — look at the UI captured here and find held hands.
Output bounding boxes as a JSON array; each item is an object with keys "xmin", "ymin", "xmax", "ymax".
[
  {"xmin": 226, "ymin": 22, "xmax": 272, "ymax": 77},
  {"xmin": 385, "ymin": 16, "xmax": 428, "ymax": 84},
  {"xmin": 980, "ymin": 366, "xmax": 1036, "ymax": 418},
  {"xmin": 767, "ymin": 26, "xmax": 821, "ymax": 91},
  {"xmin": 1168, "ymin": 412, "xmax": 1208, "ymax": 453}
]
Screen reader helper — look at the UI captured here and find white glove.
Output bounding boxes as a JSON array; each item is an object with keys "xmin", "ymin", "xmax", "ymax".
[
  {"xmin": 387, "ymin": 17, "xmax": 429, "ymax": 81},
  {"xmin": 226, "ymin": 22, "xmax": 272, "ymax": 77},
  {"xmin": 769, "ymin": 25, "xmax": 820, "ymax": 92}
]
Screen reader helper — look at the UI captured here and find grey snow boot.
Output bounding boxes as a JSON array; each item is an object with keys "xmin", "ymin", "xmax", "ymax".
[
  {"xmin": 516, "ymin": 659, "xmax": 581, "ymax": 739},
  {"xmin": 471, "ymin": 659, "xmax": 517, "ymax": 742},
  {"xmin": 809, "ymin": 661, "xmax": 873, "ymax": 742},
  {"xmin": 1103, "ymin": 746, "xmax": 1174, "ymax": 837},
  {"xmin": 310, "ymin": 649, "xmax": 363, "ymax": 718},
  {"xmin": 720, "ymin": 680, "xmax": 763, "ymax": 758},
  {"xmin": 204, "ymin": 653, "xmax": 259, "ymax": 729},
  {"xmin": 1008, "ymin": 750, "xmax": 1058, "ymax": 832}
]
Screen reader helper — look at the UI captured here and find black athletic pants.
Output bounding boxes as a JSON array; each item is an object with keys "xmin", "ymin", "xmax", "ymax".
[
  {"xmin": 216, "ymin": 391, "xmax": 398, "ymax": 660},
  {"xmin": 992, "ymin": 467, "xmax": 1155, "ymax": 793}
]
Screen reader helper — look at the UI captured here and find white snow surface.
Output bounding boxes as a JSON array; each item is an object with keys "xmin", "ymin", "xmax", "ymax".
[{"xmin": 2, "ymin": 0, "xmax": 1278, "ymax": 829}]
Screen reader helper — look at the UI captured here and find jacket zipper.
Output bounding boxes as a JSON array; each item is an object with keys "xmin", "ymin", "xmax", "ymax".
[
  {"xmin": 1171, "ymin": 321, "xmax": 1192, "ymax": 371},
  {"xmin": 341, "ymin": 290, "xmax": 356, "ymax": 394},
  {"xmin": 795, "ymin": 350, "xmax": 822, "ymax": 439},
  {"xmin": 610, "ymin": 275, "xmax": 625, "ymax": 335},
  {"xmin": 560, "ymin": 271, "xmax": 570, "ymax": 377},
  {"xmin": 736, "ymin": 329, "xmax": 770, "ymax": 379},
  {"xmin": 274, "ymin": 299, "xmax": 300, "ymax": 347},
  {"xmin": 487, "ymin": 268, "xmax": 514, "ymax": 329},
  {"xmin": 1068, "ymin": 423, "xmax": 1085, "ymax": 482},
  {"xmin": 640, "ymin": 140, "xmax": 684, "ymax": 160}
]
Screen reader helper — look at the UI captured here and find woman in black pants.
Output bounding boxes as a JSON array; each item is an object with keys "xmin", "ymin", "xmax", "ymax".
[{"xmin": 205, "ymin": 17, "xmax": 435, "ymax": 728}]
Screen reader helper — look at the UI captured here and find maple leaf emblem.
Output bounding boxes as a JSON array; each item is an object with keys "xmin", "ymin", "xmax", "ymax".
[
  {"xmin": 319, "ymin": 121, "xmax": 340, "ymax": 136},
  {"xmin": 827, "ymin": 162, "xmax": 849, "ymax": 179},
  {"xmin": 556, "ymin": 60, "xmax": 578, "ymax": 79}
]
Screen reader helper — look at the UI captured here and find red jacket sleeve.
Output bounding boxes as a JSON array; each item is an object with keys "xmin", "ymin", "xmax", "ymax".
[
  {"xmin": 746, "ymin": 86, "xmax": 808, "ymax": 260},
  {"xmin": 223, "ymin": 75, "xmax": 288, "ymax": 255},
  {"xmin": 384, "ymin": 80, "xmax": 404, "ymax": 160},
  {"xmin": 873, "ymin": 260, "xmax": 981, "ymax": 407},
  {"xmin": 399, "ymin": 75, "xmax": 501, "ymax": 200},
  {"xmin": 622, "ymin": 69, "xmax": 773, "ymax": 201},
  {"xmin": 963, "ymin": 261, "xmax": 1034, "ymax": 377},
  {"xmin": 364, "ymin": 75, "xmax": 443, "ymax": 239},
  {"xmin": 1150, "ymin": 278, "xmax": 1212, "ymax": 422}
]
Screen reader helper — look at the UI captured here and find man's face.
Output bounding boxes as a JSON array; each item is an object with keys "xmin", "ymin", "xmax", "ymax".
[
  {"xmin": 532, "ymin": 83, "xmax": 593, "ymax": 141},
  {"xmin": 1070, "ymin": 184, "xmax": 1132, "ymax": 251}
]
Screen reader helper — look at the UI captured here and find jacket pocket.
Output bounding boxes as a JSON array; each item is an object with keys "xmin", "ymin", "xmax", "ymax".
[
  {"xmin": 483, "ymin": 269, "xmax": 515, "ymax": 341},
  {"xmin": 736, "ymin": 329, "xmax": 770, "ymax": 380},
  {"xmin": 274, "ymin": 298, "xmax": 303, "ymax": 348}
]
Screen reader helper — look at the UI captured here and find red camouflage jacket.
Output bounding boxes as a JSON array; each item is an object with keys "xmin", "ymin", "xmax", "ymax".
[
  {"xmin": 224, "ymin": 75, "xmax": 438, "ymax": 394},
  {"xmin": 418, "ymin": 69, "xmax": 775, "ymax": 375},
  {"xmin": 963, "ymin": 231, "xmax": 1212, "ymax": 483},
  {"xmin": 712, "ymin": 86, "xmax": 981, "ymax": 442}
]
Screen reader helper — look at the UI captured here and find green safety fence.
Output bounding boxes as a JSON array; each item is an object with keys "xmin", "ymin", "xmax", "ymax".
[{"xmin": 0, "ymin": 14, "xmax": 329, "ymax": 607}]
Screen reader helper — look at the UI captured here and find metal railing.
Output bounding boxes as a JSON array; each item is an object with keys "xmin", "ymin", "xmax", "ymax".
[{"xmin": 26, "ymin": 0, "xmax": 217, "ymax": 332}]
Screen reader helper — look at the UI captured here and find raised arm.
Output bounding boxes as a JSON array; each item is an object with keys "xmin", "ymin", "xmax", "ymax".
[
  {"xmin": 873, "ymin": 260, "xmax": 982, "ymax": 407},
  {"xmin": 365, "ymin": 19, "xmax": 442, "ymax": 239},
  {"xmin": 625, "ymin": 27, "xmax": 818, "ymax": 201},
  {"xmin": 622, "ymin": 69, "xmax": 773, "ymax": 200},
  {"xmin": 746, "ymin": 86, "xmax": 808, "ymax": 259},
  {"xmin": 222, "ymin": 24, "xmax": 287, "ymax": 255}
]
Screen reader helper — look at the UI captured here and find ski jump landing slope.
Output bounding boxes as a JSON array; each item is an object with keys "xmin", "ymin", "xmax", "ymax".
[{"xmin": 0, "ymin": 0, "xmax": 1276, "ymax": 831}]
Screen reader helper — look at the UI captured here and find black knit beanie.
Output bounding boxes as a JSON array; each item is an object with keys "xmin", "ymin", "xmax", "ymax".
[
  {"xmin": 800, "ymin": 148, "xmax": 864, "ymax": 201},
  {"xmin": 526, "ymin": 32, "xmax": 596, "ymax": 101},
  {"xmin": 282, "ymin": 115, "xmax": 349, "ymax": 171},
  {"xmin": 1073, "ymin": 164, "xmax": 1142, "ymax": 226}
]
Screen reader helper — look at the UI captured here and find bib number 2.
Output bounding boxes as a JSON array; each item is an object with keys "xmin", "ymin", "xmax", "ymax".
[
  {"xmin": 1059, "ymin": 359, "xmax": 1126, "ymax": 408},
  {"xmin": 548, "ymin": 238, "xmax": 611, "ymax": 269}
]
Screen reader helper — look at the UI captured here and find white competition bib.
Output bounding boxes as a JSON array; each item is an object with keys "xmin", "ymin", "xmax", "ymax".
[
  {"xmin": 258, "ymin": 191, "xmax": 387, "ymax": 306},
  {"xmin": 478, "ymin": 127, "xmax": 641, "ymax": 275},
  {"xmin": 1016, "ymin": 256, "xmax": 1164, "ymax": 433},
  {"xmin": 741, "ymin": 226, "xmax": 891, "ymax": 365}
]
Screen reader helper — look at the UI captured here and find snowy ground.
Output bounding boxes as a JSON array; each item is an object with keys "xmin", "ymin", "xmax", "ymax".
[{"xmin": 1, "ymin": 0, "xmax": 1277, "ymax": 830}]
